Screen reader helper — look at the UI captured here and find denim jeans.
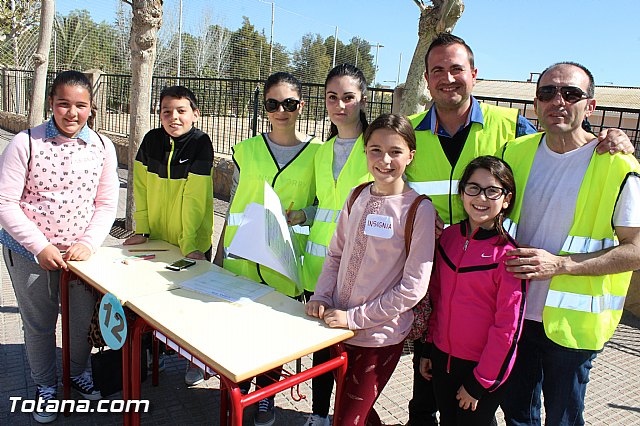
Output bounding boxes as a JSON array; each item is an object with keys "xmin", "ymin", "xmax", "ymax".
[{"xmin": 501, "ymin": 320, "xmax": 598, "ymax": 426}]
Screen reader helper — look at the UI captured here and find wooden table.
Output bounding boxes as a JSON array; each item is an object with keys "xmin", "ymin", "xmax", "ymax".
[{"xmin": 61, "ymin": 242, "xmax": 354, "ymax": 425}]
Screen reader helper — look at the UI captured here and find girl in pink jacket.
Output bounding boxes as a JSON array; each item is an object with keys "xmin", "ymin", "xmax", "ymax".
[
  {"xmin": 0, "ymin": 71, "xmax": 119, "ymax": 423},
  {"xmin": 307, "ymin": 114, "xmax": 436, "ymax": 425},
  {"xmin": 420, "ymin": 155, "xmax": 527, "ymax": 425}
]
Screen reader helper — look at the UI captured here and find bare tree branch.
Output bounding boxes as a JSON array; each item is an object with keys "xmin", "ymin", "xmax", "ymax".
[
  {"xmin": 400, "ymin": 0, "xmax": 464, "ymax": 116},
  {"xmin": 126, "ymin": 0, "xmax": 162, "ymax": 230},
  {"xmin": 28, "ymin": 0, "xmax": 53, "ymax": 127}
]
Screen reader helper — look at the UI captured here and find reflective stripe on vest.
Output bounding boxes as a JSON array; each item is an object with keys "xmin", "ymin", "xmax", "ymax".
[
  {"xmin": 545, "ymin": 289, "xmax": 626, "ymax": 314},
  {"xmin": 407, "ymin": 104, "xmax": 518, "ymax": 225},
  {"xmin": 306, "ymin": 241, "xmax": 327, "ymax": 257},
  {"xmin": 228, "ymin": 213, "xmax": 310, "ymax": 235},
  {"xmin": 315, "ymin": 208, "xmax": 338, "ymax": 223},
  {"xmin": 561, "ymin": 236, "xmax": 616, "ymax": 254},
  {"xmin": 408, "ymin": 180, "xmax": 459, "ymax": 196},
  {"xmin": 503, "ymin": 218, "xmax": 518, "ymax": 239},
  {"xmin": 292, "ymin": 225, "xmax": 310, "ymax": 236},
  {"xmin": 227, "ymin": 212, "xmax": 244, "ymax": 227}
]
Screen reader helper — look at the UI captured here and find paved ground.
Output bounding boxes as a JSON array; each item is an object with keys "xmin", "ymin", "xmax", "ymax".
[{"xmin": 1, "ymin": 127, "xmax": 640, "ymax": 425}]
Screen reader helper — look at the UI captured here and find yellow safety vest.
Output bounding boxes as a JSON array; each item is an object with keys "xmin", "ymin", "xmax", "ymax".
[
  {"xmin": 301, "ymin": 134, "xmax": 372, "ymax": 292},
  {"xmin": 503, "ymin": 132, "xmax": 640, "ymax": 350},
  {"xmin": 224, "ymin": 134, "xmax": 322, "ymax": 297},
  {"xmin": 406, "ymin": 103, "xmax": 518, "ymax": 225}
]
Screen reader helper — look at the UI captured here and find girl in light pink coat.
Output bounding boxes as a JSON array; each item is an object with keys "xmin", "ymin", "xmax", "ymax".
[{"xmin": 306, "ymin": 114, "xmax": 436, "ymax": 426}]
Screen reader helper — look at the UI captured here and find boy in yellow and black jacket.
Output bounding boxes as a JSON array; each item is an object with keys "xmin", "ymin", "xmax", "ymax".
[
  {"xmin": 124, "ymin": 85, "xmax": 214, "ymax": 386},
  {"xmin": 124, "ymin": 86, "xmax": 214, "ymax": 260}
]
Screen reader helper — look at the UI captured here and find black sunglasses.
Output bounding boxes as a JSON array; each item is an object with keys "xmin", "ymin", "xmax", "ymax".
[
  {"xmin": 536, "ymin": 85, "xmax": 590, "ymax": 103},
  {"xmin": 264, "ymin": 98, "xmax": 300, "ymax": 113},
  {"xmin": 463, "ymin": 183, "xmax": 508, "ymax": 200}
]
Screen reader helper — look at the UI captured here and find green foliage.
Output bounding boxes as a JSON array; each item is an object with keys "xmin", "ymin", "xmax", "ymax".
[
  {"xmin": 292, "ymin": 33, "xmax": 331, "ymax": 84},
  {"xmin": 0, "ymin": 0, "xmax": 40, "ymax": 43},
  {"xmin": 1, "ymin": 9, "xmax": 376, "ymax": 88},
  {"xmin": 322, "ymin": 36, "xmax": 374, "ymax": 76}
]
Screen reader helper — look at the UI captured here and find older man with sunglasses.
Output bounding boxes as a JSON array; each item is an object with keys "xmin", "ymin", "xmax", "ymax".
[{"xmin": 499, "ymin": 62, "xmax": 640, "ymax": 426}]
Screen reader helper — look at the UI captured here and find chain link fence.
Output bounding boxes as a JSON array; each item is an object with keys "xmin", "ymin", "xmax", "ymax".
[
  {"xmin": 1, "ymin": 0, "xmax": 389, "ymax": 85},
  {"xmin": 1, "ymin": 1, "xmax": 638, "ymax": 157}
]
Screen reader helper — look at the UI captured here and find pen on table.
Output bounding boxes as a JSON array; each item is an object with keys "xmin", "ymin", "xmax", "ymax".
[
  {"xmin": 285, "ymin": 201, "xmax": 294, "ymax": 216},
  {"xmin": 123, "ymin": 254, "xmax": 156, "ymax": 264},
  {"xmin": 128, "ymin": 249, "xmax": 169, "ymax": 252}
]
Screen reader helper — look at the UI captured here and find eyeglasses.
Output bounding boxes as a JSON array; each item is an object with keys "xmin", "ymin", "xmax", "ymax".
[
  {"xmin": 536, "ymin": 85, "xmax": 590, "ymax": 103},
  {"xmin": 264, "ymin": 98, "xmax": 300, "ymax": 113},
  {"xmin": 463, "ymin": 183, "xmax": 508, "ymax": 200}
]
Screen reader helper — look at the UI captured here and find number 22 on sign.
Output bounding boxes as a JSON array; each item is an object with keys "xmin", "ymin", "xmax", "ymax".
[{"xmin": 98, "ymin": 293, "xmax": 127, "ymax": 350}]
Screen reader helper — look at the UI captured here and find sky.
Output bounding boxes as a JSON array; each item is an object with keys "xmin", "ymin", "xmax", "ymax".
[{"xmin": 56, "ymin": 0, "xmax": 640, "ymax": 88}]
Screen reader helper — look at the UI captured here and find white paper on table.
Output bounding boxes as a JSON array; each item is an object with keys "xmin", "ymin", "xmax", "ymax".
[
  {"xmin": 227, "ymin": 182, "xmax": 302, "ymax": 287},
  {"xmin": 179, "ymin": 270, "xmax": 273, "ymax": 304}
]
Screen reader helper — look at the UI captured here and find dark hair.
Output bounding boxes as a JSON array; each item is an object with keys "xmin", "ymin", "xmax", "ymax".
[
  {"xmin": 537, "ymin": 62, "xmax": 595, "ymax": 98},
  {"xmin": 425, "ymin": 32, "xmax": 475, "ymax": 72},
  {"xmin": 325, "ymin": 63, "xmax": 369, "ymax": 140},
  {"xmin": 160, "ymin": 85, "xmax": 199, "ymax": 110},
  {"xmin": 49, "ymin": 70, "xmax": 93, "ymax": 102},
  {"xmin": 264, "ymin": 72, "xmax": 302, "ymax": 99},
  {"xmin": 48, "ymin": 70, "xmax": 95, "ymax": 128},
  {"xmin": 364, "ymin": 113, "xmax": 416, "ymax": 151},
  {"xmin": 458, "ymin": 155, "xmax": 516, "ymax": 242}
]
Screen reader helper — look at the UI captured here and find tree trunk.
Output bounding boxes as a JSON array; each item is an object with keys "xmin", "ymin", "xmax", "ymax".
[
  {"xmin": 28, "ymin": 0, "xmax": 55, "ymax": 127},
  {"xmin": 126, "ymin": 0, "xmax": 162, "ymax": 230},
  {"xmin": 400, "ymin": 0, "xmax": 464, "ymax": 116}
]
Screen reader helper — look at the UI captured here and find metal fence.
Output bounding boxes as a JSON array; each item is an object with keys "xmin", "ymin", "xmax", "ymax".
[
  {"xmin": 94, "ymin": 72, "xmax": 394, "ymax": 155},
  {"xmin": 476, "ymin": 95, "xmax": 640, "ymax": 158},
  {"xmin": 2, "ymin": 68, "xmax": 639, "ymax": 159},
  {"xmin": 0, "ymin": 68, "xmax": 56, "ymax": 117}
]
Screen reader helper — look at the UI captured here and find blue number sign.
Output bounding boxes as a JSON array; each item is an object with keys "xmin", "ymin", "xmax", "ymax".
[{"xmin": 98, "ymin": 293, "xmax": 127, "ymax": 350}]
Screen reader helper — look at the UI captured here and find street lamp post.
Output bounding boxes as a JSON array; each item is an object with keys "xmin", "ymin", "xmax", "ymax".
[
  {"xmin": 177, "ymin": 0, "xmax": 183, "ymax": 83},
  {"xmin": 372, "ymin": 43, "xmax": 384, "ymax": 102},
  {"xmin": 373, "ymin": 43, "xmax": 384, "ymax": 86}
]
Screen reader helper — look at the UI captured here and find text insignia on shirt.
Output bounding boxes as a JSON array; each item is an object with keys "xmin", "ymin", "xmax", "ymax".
[{"xmin": 364, "ymin": 214, "xmax": 393, "ymax": 239}]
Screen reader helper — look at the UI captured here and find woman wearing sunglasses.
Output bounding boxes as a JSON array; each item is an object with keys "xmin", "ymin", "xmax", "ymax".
[{"xmin": 214, "ymin": 71, "xmax": 321, "ymax": 425}]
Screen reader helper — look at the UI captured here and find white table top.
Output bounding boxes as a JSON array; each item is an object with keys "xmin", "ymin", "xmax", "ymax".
[
  {"xmin": 67, "ymin": 241, "xmax": 215, "ymax": 303},
  {"xmin": 69, "ymin": 242, "xmax": 354, "ymax": 382}
]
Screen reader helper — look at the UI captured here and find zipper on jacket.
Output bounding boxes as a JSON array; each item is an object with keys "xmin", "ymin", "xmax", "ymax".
[
  {"xmin": 165, "ymin": 138, "xmax": 175, "ymax": 237},
  {"xmin": 167, "ymin": 138, "xmax": 174, "ymax": 180},
  {"xmin": 446, "ymin": 224, "xmax": 476, "ymax": 366}
]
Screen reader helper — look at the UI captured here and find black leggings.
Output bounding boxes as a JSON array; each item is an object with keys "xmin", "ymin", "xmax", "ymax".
[
  {"xmin": 431, "ymin": 346, "xmax": 501, "ymax": 426},
  {"xmin": 302, "ymin": 290, "xmax": 334, "ymax": 417}
]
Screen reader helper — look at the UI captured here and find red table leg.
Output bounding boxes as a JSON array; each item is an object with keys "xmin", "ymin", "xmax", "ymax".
[
  {"xmin": 129, "ymin": 316, "xmax": 147, "ymax": 426},
  {"xmin": 121, "ymin": 311, "xmax": 135, "ymax": 426},
  {"xmin": 152, "ymin": 336, "xmax": 159, "ymax": 386},
  {"xmin": 332, "ymin": 343, "xmax": 348, "ymax": 423},
  {"xmin": 215, "ymin": 347, "xmax": 348, "ymax": 426},
  {"xmin": 219, "ymin": 381, "xmax": 228, "ymax": 426},
  {"xmin": 218, "ymin": 377, "xmax": 244, "ymax": 426}
]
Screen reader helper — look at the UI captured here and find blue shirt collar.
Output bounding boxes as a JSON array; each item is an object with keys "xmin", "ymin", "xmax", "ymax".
[
  {"xmin": 415, "ymin": 96, "xmax": 485, "ymax": 137},
  {"xmin": 45, "ymin": 118, "xmax": 92, "ymax": 143}
]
